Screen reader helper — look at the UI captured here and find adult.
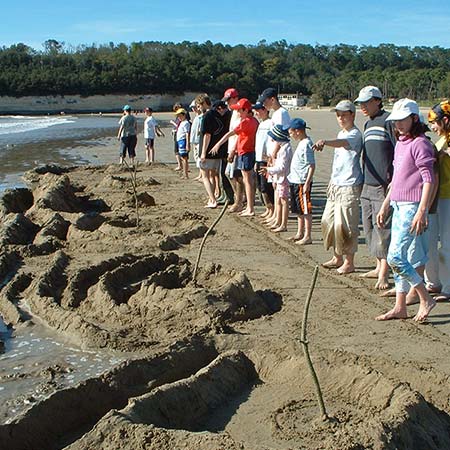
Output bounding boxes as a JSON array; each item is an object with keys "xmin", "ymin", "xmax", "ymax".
[
  {"xmin": 313, "ymin": 100, "xmax": 363, "ymax": 275},
  {"xmin": 428, "ymin": 100, "xmax": 450, "ymax": 301},
  {"xmin": 199, "ymin": 99, "xmax": 231, "ymax": 208},
  {"xmin": 355, "ymin": 86, "xmax": 396, "ymax": 289},
  {"xmin": 117, "ymin": 105, "xmax": 138, "ymax": 165}
]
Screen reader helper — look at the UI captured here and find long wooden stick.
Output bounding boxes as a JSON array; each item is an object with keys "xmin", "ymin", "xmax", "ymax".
[
  {"xmin": 300, "ymin": 265, "xmax": 328, "ymax": 421},
  {"xmin": 192, "ymin": 199, "xmax": 229, "ymax": 285},
  {"xmin": 123, "ymin": 159, "xmax": 140, "ymax": 228}
]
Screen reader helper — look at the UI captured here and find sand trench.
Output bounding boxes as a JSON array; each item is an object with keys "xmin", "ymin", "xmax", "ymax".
[{"xmin": 1, "ymin": 163, "xmax": 450, "ymax": 449}]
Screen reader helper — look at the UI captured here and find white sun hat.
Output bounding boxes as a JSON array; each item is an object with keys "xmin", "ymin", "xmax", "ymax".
[{"xmin": 386, "ymin": 98, "xmax": 420, "ymax": 121}]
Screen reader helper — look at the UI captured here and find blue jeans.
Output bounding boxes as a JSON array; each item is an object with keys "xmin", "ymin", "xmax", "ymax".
[{"xmin": 387, "ymin": 202, "xmax": 426, "ymax": 293}]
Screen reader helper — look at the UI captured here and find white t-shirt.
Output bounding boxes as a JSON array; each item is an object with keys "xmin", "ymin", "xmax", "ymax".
[
  {"xmin": 331, "ymin": 126, "xmax": 363, "ymax": 186},
  {"xmin": 271, "ymin": 107, "xmax": 291, "ymax": 128},
  {"xmin": 190, "ymin": 114, "xmax": 201, "ymax": 145},
  {"xmin": 144, "ymin": 116, "xmax": 158, "ymax": 139},
  {"xmin": 228, "ymin": 110, "xmax": 240, "ymax": 154},
  {"xmin": 176, "ymin": 119, "xmax": 191, "ymax": 141},
  {"xmin": 288, "ymin": 137, "xmax": 315, "ymax": 184},
  {"xmin": 255, "ymin": 118, "xmax": 271, "ymax": 162}
]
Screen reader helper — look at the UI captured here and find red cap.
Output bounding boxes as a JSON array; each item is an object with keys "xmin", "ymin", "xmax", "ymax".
[
  {"xmin": 222, "ymin": 88, "xmax": 239, "ymax": 101},
  {"xmin": 230, "ymin": 98, "xmax": 252, "ymax": 111}
]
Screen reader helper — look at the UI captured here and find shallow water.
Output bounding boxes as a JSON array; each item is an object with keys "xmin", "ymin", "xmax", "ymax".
[{"xmin": 0, "ymin": 314, "xmax": 127, "ymax": 425}]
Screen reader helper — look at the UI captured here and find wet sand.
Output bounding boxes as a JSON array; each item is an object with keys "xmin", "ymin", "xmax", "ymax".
[{"xmin": 1, "ymin": 109, "xmax": 450, "ymax": 449}]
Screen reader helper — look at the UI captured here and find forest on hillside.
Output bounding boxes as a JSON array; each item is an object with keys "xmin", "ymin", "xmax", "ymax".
[{"xmin": 0, "ymin": 39, "xmax": 449, "ymax": 105}]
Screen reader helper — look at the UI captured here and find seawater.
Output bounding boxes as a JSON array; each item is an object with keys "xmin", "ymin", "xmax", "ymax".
[{"xmin": 0, "ymin": 114, "xmax": 119, "ymax": 192}]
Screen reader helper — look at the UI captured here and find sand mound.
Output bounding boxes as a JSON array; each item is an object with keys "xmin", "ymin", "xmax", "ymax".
[
  {"xmin": 0, "ymin": 213, "xmax": 40, "ymax": 246},
  {"xmin": 0, "ymin": 187, "xmax": 34, "ymax": 216}
]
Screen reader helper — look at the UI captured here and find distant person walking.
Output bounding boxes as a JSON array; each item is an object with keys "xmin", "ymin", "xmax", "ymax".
[
  {"xmin": 117, "ymin": 105, "xmax": 138, "ymax": 165},
  {"xmin": 143, "ymin": 107, "xmax": 164, "ymax": 164}
]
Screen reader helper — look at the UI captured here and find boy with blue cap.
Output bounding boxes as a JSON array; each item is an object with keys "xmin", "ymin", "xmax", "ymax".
[{"xmin": 288, "ymin": 118, "xmax": 315, "ymax": 245}]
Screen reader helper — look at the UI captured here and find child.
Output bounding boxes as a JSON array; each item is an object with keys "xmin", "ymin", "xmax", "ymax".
[
  {"xmin": 376, "ymin": 98, "xmax": 436, "ymax": 322},
  {"xmin": 117, "ymin": 105, "xmax": 138, "ymax": 166},
  {"xmin": 253, "ymin": 102, "xmax": 274, "ymax": 219},
  {"xmin": 428, "ymin": 100, "xmax": 450, "ymax": 302},
  {"xmin": 210, "ymin": 98, "xmax": 259, "ymax": 216},
  {"xmin": 288, "ymin": 118, "xmax": 315, "ymax": 245},
  {"xmin": 143, "ymin": 107, "xmax": 164, "ymax": 164},
  {"xmin": 313, "ymin": 100, "xmax": 363, "ymax": 275},
  {"xmin": 259, "ymin": 124, "xmax": 292, "ymax": 231},
  {"xmin": 175, "ymin": 108, "xmax": 191, "ymax": 179}
]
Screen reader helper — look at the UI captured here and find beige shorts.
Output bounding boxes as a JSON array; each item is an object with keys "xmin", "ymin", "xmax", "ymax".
[{"xmin": 321, "ymin": 184, "xmax": 362, "ymax": 255}]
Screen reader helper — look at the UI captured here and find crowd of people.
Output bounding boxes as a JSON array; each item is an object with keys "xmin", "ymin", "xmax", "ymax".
[{"xmin": 116, "ymin": 87, "xmax": 450, "ymax": 323}]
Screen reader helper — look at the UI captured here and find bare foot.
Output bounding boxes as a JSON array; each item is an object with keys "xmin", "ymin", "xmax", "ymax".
[
  {"xmin": 287, "ymin": 234, "xmax": 303, "ymax": 241},
  {"xmin": 239, "ymin": 211, "xmax": 255, "ymax": 217},
  {"xmin": 228, "ymin": 204, "xmax": 243, "ymax": 213},
  {"xmin": 435, "ymin": 293, "xmax": 450, "ymax": 302},
  {"xmin": 406, "ymin": 292, "xmax": 419, "ymax": 305},
  {"xmin": 426, "ymin": 286, "xmax": 442, "ymax": 294},
  {"xmin": 375, "ymin": 307, "xmax": 408, "ymax": 321},
  {"xmin": 379, "ymin": 287, "xmax": 396, "ymax": 297},
  {"xmin": 336, "ymin": 263, "xmax": 355, "ymax": 275},
  {"xmin": 269, "ymin": 222, "xmax": 281, "ymax": 230},
  {"xmin": 271, "ymin": 226, "xmax": 287, "ymax": 233},
  {"xmin": 374, "ymin": 276, "xmax": 390, "ymax": 290},
  {"xmin": 360, "ymin": 269, "xmax": 379, "ymax": 279},
  {"xmin": 321, "ymin": 258, "xmax": 343, "ymax": 269},
  {"xmin": 174, "ymin": 167, "xmax": 181, "ymax": 171},
  {"xmin": 204, "ymin": 201, "xmax": 217, "ymax": 209},
  {"xmin": 413, "ymin": 297, "xmax": 436, "ymax": 322},
  {"xmin": 296, "ymin": 237, "xmax": 312, "ymax": 245}
]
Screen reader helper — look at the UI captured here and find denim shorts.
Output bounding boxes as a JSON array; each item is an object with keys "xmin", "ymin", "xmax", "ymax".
[{"xmin": 237, "ymin": 152, "xmax": 256, "ymax": 172}]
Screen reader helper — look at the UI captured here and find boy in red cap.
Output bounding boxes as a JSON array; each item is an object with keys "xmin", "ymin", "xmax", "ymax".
[{"xmin": 211, "ymin": 98, "xmax": 259, "ymax": 216}]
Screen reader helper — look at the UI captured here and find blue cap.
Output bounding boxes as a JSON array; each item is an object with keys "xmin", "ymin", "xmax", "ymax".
[
  {"xmin": 123, "ymin": 104, "xmax": 131, "ymax": 111},
  {"xmin": 257, "ymin": 87, "xmax": 278, "ymax": 104},
  {"xmin": 290, "ymin": 118, "xmax": 310, "ymax": 130},
  {"xmin": 268, "ymin": 124, "xmax": 290, "ymax": 142},
  {"xmin": 252, "ymin": 102, "xmax": 265, "ymax": 110}
]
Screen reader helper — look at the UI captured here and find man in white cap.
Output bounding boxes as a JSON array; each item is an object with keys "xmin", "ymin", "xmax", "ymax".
[
  {"xmin": 355, "ymin": 86, "xmax": 396, "ymax": 290},
  {"xmin": 313, "ymin": 100, "xmax": 363, "ymax": 275}
]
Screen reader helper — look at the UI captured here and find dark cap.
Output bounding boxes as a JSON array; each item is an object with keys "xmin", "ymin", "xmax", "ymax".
[
  {"xmin": 212, "ymin": 100, "xmax": 227, "ymax": 110},
  {"xmin": 257, "ymin": 87, "xmax": 278, "ymax": 104}
]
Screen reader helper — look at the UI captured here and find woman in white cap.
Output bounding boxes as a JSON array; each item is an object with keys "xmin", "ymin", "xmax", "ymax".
[{"xmin": 376, "ymin": 98, "xmax": 436, "ymax": 322}]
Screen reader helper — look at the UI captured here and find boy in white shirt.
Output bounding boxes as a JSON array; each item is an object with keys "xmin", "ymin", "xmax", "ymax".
[
  {"xmin": 313, "ymin": 100, "xmax": 363, "ymax": 275},
  {"xmin": 288, "ymin": 118, "xmax": 315, "ymax": 245},
  {"xmin": 143, "ymin": 107, "xmax": 164, "ymax": 164}
]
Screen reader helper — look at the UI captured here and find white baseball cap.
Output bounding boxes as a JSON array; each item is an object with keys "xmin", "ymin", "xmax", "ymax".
[
  {"xmin": 386, "ymin": 98, "xmax": 420, "ymax": 121},
  {"xmin": 355, "ymin": 86, "xmax": 382, "ymax": 103}
]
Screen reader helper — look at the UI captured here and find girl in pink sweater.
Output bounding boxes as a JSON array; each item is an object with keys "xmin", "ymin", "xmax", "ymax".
[{"xmin": 376, "ymin": 98, "xmax": 436, "ymax": 322}]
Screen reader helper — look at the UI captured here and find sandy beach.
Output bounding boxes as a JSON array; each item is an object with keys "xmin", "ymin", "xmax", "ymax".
[{"xmin": 1, "ymin": 109, "xmax": 450, "ymax": 449}]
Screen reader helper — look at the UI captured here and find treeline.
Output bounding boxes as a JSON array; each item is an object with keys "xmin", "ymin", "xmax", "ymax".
[{"xmin": 0, "ymin": 39, "xmax": 449, "ymax": 105}]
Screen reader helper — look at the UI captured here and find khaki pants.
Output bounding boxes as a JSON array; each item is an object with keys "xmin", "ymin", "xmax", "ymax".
[{"xmin": 321, "ymin": 184, "xmax": 362, "ymax": 255}]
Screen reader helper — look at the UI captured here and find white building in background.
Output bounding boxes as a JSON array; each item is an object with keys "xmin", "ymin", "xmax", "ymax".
[{"xmin": 279, "ymin": 93, "xmax": 308, "ymax": 109}]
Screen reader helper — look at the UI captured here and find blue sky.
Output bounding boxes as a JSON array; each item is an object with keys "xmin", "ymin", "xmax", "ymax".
[{"xmin": 3, "ymin": 0, "xmax": 449, "ymax": 50}]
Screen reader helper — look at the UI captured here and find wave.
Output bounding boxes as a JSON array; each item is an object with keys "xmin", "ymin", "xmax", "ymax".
[{"xmin": 0, "ymin": 117, "xmax": 76, "ymax": 136}]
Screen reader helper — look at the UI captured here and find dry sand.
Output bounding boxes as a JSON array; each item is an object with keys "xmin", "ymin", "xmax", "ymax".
[{"xmin": 1, "ymin": 110, "xmax": 450, "ymax": 449}]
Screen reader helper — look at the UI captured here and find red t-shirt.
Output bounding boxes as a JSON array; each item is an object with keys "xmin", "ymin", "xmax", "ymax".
[{"xmin": 234, "ymin": 116, "xmax": 259, "ymax": 155}]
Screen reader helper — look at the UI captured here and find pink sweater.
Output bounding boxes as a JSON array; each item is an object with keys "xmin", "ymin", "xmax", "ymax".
[{"xmin": 390, "ymin": 134, "xmax": 435, "ymax": 202}]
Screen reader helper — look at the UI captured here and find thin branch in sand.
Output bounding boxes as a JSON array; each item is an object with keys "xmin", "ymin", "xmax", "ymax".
[
  {"xmin": 122, "ymin": 159, "xmax": 140, "ymax": 228},
  {"xmin": 192, "ymin": 199, "xmax": 229, "ymax": 286},
  {"xmin": 300, "ymin": 265, "xmax": 329, "ymax": 421}
]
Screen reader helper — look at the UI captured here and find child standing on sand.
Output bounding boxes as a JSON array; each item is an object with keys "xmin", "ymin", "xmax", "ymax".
[
  {"xmin": 259, "ymin": 124, "xmax": 292, "ymax": 231},
  {"xmin": 376, "ymin": 98, "xmax": 436, "ymax": 322},
  {"xmin": 210, "ymin": 98, "xmax": 259, "ymax": 216},
  {"xmin": 313, "ymin": 100, "xmax": 363, "ymax": 275},
  {"xmin": 175, "ymin": 108, "xmax": 191, "ymax": 179},
  {"xmin": 143, "ymin": 107, "xmax": 164, "ymax": 165},
  {"xmin": 117, "ymin": 105, "xmax": 138, "ymax": 166},
  {"xmin": 288, "ymin": 118, "xmax": 315, "ymax": 245}
]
